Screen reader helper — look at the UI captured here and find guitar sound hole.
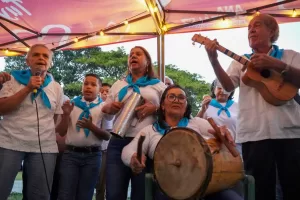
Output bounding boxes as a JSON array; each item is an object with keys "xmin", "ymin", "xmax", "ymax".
[{"xmin": 260, "ymin": 69, "xmax": 271, "ymax": 78}]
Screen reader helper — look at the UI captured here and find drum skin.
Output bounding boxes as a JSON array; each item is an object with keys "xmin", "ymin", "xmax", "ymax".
[{"xmin": 153, "ymin": 127, "xmax": 244, "ymax": 200}]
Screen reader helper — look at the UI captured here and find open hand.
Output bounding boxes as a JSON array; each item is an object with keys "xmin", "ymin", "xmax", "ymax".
[
  {"xmin": 201, "ymin": 95, "xmax": 212, "ymax": 112},
  {"xmin": 62, "ymin": 100, "xmax": 74, "ymax": 115},
  {"xmin": 76, "ymin": 115, "xmax": 93, "ymax": 129},
  {"xmin": 135, "ymin": 100, "xmax": 156, "ymax": 121},
  {"xmin": 0, "ymin": 72, "xmax": 11, "ymax": 85}
]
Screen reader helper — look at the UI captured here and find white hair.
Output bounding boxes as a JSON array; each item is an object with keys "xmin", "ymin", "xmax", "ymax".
[
  {"xmin": 26, "ymin": 44, "xmax": 53, "ymax": 68},
  {"xmin": 165, "ymin": 76, "xmax": 174, "ymax": 85}
]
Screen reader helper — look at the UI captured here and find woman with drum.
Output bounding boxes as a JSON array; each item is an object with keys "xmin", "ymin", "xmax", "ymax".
[
  {"xmin": 121, "ymin": 85, "xmax": 242, "ymax": 200},
  {"xmin": 102, "ymin": 46, "xmax": 166, "ymax": 200}
]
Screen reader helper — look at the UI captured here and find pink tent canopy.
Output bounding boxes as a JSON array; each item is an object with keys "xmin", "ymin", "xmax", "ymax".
[{"xmin": 0, "ymin": 0, "xmax": 299, "ymax": 56}]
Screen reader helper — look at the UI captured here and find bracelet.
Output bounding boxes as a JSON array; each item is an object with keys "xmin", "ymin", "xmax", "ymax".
[{"xmin": 281, "ymin": 64, "xmax": 290, "ymax": 77}]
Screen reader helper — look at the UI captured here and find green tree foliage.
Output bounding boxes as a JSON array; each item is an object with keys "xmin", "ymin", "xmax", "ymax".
[
  {"xmin": 75, "ymin": 47, "xmax": 128, "ymax": 83},
  {"xmin": 4, "ymin": 47, "xmax": 128, "ymax": 98},
  {"xmin": 63, "ymin": 82, "xmax": 82, "ymax": 99},
  {"xmin": 4, "ymin": 47, "xmax": 210, "ymax": 116}
]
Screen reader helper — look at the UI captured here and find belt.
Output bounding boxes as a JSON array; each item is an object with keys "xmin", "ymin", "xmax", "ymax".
[{"xmin": 67, "ymin": 145, "xmax": 101, "ymax": 153}]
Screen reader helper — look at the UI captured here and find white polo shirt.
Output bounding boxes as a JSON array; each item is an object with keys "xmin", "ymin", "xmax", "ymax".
[
  {"xmin": 227, "ymin": 49, "xmax": 300, "ymax": 143},
  {"xmin": 121, "ymin": 117, "xmax": 213, "ymax": 166},
  {"xmin": 65, "ymin": 97, "xmax": 108, "ymax": 147},
  {"xmin": 0, "ymin": 76, "xmax": 63, "ymax": 153},
  {"xmin": 105, "ymin": 79, "xmax": 166, "ymax": 137}
]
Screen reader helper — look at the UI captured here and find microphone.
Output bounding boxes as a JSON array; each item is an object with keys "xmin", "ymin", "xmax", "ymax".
[{"xmin": 33, "ymin": 71, "xmax": 42, "ymax": 94}]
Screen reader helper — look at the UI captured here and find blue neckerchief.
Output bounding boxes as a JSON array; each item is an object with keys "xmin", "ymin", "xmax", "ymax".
[
  {"xmin": 118, "ymin": 75, "xmax": 160, "ymax": 102},
  {"xmin": 244, "ymin": 45, "xmax": 284, "ymax": 60},
  {"xmin": 11, "ymin": 69, "xmax": 52, "ymax": 109},
  {"xmin": 153, "ymin": 117, "xmax": 189, "ymax": 135},
  {"xmin": 72, "ymin": 96, "xmax": 102, "ymax": 137},
  {"xmin": 209, "ymin": 99, "xmax": 234, "ymax": 118}
]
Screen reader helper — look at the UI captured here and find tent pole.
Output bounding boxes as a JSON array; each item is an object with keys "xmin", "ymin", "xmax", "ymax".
[
  {"xmin": 157, "ymin": 35, "xmax": 161, "ymax": 80},
  {"xmin": 161, "ymin": 33, "xmax": 165, "ymax": 83}
]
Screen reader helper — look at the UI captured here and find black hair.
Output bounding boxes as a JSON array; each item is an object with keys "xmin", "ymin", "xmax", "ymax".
[
  {"xmin": 85, "ymin": 73, "xmax": 102, "ymax": 86},
  {"xmin": 210, "ymin": 79, "xmax": 234, "ymax": 100},
  {"xmin": 156, "ymin": 84, "xmax": 192, "ymax": 129},
  {"xmin": 101, "ymin": 83, "xmax": 111, "ymax": 88}
]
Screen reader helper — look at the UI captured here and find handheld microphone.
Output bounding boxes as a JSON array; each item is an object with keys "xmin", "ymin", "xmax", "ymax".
[{"xmin": 33, "ymin": 71, "xmax": 42, "ymax": 94}]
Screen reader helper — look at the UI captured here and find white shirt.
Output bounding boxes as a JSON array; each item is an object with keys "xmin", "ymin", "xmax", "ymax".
[
  {"xmin": 102, "ymin": 117, "xmax": 114, "ymax": 130},
  {"xmin": 227, "ymin": 49, "xmax": 300, "ymax": 143},
  {"xmin": 0, "ymin": 76, "xmax": 63, "ymax": 153},
  {"xmin": 56, "ymin": 95, "xmax": 70, "ymax": 152},
  {"xmin": 121, "ymin": 117, "xmax": 213, "ymax": 166},
  {"xmin": 203, "ymin": 101, "xmax": 238, "ymax": 141},
  {"xmin": 65, "ymin": 97, "xmax": 108, "ymax": 147},
  {"xmin": 105, "ymin": 79, "xmax": 166, "ymax": 137},
  {"xmin": 100, "ymin": 117, "xmax": 114, "ymax": 150}
]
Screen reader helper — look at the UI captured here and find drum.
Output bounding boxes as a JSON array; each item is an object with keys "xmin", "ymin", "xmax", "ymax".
[{"xmin": 153, "ymin": 127, "xmax": 244, "ymax": 200}]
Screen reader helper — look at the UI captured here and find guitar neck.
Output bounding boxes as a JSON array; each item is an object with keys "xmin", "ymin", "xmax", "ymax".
[{"xmin": 216, "ymin": 45, "xmax": 250, "ymax": 67}]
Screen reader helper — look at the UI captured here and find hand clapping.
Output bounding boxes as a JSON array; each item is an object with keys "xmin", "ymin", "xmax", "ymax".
[{"xmin": 0, "ymin": 72, "xmax": 11, "ymax": 85}]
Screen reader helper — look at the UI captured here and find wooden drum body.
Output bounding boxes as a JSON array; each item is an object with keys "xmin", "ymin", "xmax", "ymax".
[{"xmin": 153, "ymin": 127, "xmax": 244, "ymax": 200}]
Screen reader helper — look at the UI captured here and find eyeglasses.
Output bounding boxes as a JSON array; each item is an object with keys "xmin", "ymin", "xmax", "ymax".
[{"xmin": 166, "ymin": 94, "xmax": 187, "ymax": 103}]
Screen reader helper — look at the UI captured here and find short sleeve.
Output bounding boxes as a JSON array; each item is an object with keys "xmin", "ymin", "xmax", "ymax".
[
  {"xmin": 54, "ymin": 82, "xmax": 64, "ymax": 115},
  {"xmin": 192, "ymin": 117, "xmax": 214, "ymax": 140},
  {"xmin": 226, "ymin": 60, "xmax": 243, "ymax": 89},
  {"xmin": 288, "ymin": 50, "xmax": 300, "ymax": 70}
]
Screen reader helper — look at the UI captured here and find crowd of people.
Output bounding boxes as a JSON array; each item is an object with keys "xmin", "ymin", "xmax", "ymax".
[{"xmin": 0, "ymin": 14, "xmax": 300, "ymax": 200}]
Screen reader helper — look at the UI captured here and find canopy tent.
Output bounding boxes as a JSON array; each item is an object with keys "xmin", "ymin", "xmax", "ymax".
[{"xmin": 0, "ymin": 0, "xmax": 299, "ymax": 77}]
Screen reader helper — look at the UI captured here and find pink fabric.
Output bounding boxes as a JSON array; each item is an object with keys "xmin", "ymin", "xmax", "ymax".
[{"xmin": 0, "ymin": 0, "xmax": 299, "ymax": 56}]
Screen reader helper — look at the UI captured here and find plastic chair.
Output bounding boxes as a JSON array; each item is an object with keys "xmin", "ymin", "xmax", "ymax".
[{"xmin": 145, "ymin": 173, "xmax": 255, "ymax": 200}]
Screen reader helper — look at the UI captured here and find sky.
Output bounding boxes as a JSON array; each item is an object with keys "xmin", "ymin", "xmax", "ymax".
[{"xmin": 1, "ymin": 22, "xmax": 299, "ymax": 100}]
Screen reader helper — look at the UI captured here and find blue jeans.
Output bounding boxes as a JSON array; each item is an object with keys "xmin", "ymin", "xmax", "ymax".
[
  {"xmin": 204, "ymin": 189, "xmax": 243, "ymax": 200},
  {"xmin": 106, "ymin": 137, "xmax": 146, "ymax": 200},
  {"xmin": 0, "ymin": 147, "xmax": 57, "ymax": 200},
  {"xmin": 58, "ymin": 150, "xmax": 101, "ymax": 200},
  {"xmin": 154, "ymin": 188, "xmax": 242, "ymax": 200}
]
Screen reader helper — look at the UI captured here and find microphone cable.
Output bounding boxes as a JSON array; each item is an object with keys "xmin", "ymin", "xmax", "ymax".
[{"xmin": 34, "ymin": 99, "xmax": 51, "ymax": 195}]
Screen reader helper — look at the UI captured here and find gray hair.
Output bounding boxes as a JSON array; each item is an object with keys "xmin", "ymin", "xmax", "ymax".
[
  {"xmin": 254, "ymin": 14, "xmax": 279, "ymax": 43},
  {"xmin": 165, "ymin": 76, "xmax": 174, "ymax": 85},
  {"xmin": 26, "ymin": 44, "xmax": 53, "ymax": 68}
]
